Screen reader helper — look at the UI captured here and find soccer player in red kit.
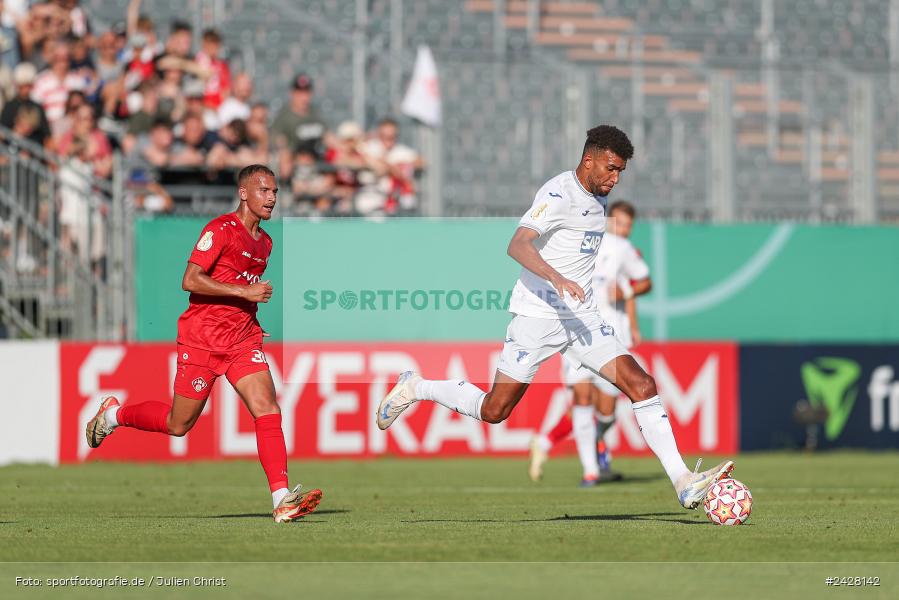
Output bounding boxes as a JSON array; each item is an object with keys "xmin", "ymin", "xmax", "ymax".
[{"xmin": 85, "ymin": 164, "xmax": 322, "ymax": 523}]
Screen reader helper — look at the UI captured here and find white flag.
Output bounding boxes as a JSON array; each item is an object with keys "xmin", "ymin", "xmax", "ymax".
[{"xmin": 401, "ymin": 45, "xmax": 441, "ymax": 127}]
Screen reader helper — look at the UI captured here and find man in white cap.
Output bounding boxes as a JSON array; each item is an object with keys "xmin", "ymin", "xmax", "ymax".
[{"xmin": 1, "ymin": 62, "xmax": 51, "ymax": 147}]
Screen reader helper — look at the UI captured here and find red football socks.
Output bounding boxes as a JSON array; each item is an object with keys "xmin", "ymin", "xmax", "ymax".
[
  {"xmin": 547, "ymin": 413, "xmax": 573, "ymax": 445},
  {"xmin": 255, "ymin": 413, "xmax": 289, "ymax": 492},
  {"xmin": 117, "ymin": 401, "xmax": 171, "ymax": 434}
]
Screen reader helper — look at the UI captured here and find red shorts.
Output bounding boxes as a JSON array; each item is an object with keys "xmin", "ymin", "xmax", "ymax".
[{"xmin": 174, "ymin": 343, "xmax": 270, "ymax": 400}]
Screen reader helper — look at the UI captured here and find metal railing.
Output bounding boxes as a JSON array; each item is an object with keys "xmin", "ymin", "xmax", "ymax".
[{"xmin": 0, "ymin": 125, "xmax": 132, "ymax": 340}]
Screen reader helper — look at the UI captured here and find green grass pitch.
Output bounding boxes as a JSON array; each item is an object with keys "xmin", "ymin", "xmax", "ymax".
[{"xmin": 1, "ymin": 451, "xmax": 897, "ymax": 599}]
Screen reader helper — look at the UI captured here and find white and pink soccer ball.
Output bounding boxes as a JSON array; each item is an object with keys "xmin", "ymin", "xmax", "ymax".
[{"xmin": 703, "ymin": 478, "xmax": 753, "ymax": 525}]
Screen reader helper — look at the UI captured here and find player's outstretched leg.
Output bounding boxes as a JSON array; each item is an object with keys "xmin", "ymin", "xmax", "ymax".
[
  {"xmin": 86, "ymin": 395, "xmax": 201, "ymax": 448},
  {"xmin": 378, "ymin": 370, "xmax": 528, "ymax": 429},
  {"xmin": 594, "ymin": 355, "xmax": 734, "ymax": 509}
]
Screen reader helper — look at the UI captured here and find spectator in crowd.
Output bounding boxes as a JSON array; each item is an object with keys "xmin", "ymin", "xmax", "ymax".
[
  {"xmin": 183, "ymin": 77, "xmax": 218, "ymax": 131},
  {"xmin": 0, "ymin": 0, "xmax": 20, "ymax": 75},
  {"xmin": 1, "ymin": 62, "xmax": 51, "ymax": 147},
  {"xmin": 272, "ymin": 73, "xmax": 328, "ymax": 175},
  {"xmin": 362, "ymin": 117, "xmax": 424, "ymax": 213},
  {"xmin": 53, "ymin": 88, "xmax": 85, "ymax": 136},
  {"xmin": 195, "ymin": 28, "xmax": 229, "ymax": 110},
  {"xmin": 56, "ymin": 103, "xmax": 112, "ymax": 178},
  {"xmin": 31, "ymin": 36, "xmax": 85, "ymax": 131},
  {"xmin": 133, "ymin": 116, "xmax": 174, "ymax": 173},
  {"xmin": 154, "ymin": 19, "xmax": 207, "ymax": 83},
  {"xmin": 248, "ymin": 100, "xmax": 267, "ymax": 131},
  {"xmin": 156, "ymin": 65, "xmax": 185, "ymax": 122},
  {"xmin": 170, "ymin": 112, "xmax": 216, "ymax": 167},
  {"xmin": 324, "ymin": 120, "xmax": 380, "ymax": 215},
  {"xmin": 10, "ymin": 102, "xmax": 40, "ymax": 141},
  {"xmin": 94, "ymin": 30, "xmax": 121, "ymax": 83},
  {"xmin": 218, "ymin": 71, "xmax": 251, "ymax": 126},
  {"xmin": 59, "ymin": 132, "xmax": 104, "ymax": 269},
  {"xmin": 58, "ymin": 0, "xmax": 91, "ymax": 40},
  {"xmin": 291, "ymin": 149, "xmax": 335, "ymax": 215},
  {"xmin": 17, "ymin": 2, "xmax": 70, "ymax": 64},
  {"xmin": 206, "ymin": 117, "xmax": 253, "ymax": 171},
  {"xmin": 122, "ymin": 78, "xmax": 159, "ymax": 153},
  {"xmin": 121, "ymin": 28, "xmax": 158, "ymax": 90}
]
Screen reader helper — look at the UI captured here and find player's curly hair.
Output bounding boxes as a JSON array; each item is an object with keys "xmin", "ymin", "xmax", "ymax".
[
  {"xmin": 582, "ymin": 125, "xmax": 634, "ymax": 161},
  {"xmin": 237, "ymin": 164, "xmax": 275, "ymax": 186}
]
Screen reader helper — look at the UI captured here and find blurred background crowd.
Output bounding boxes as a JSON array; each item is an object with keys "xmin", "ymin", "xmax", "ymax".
[{"xmin": 0, "ymin": 0, "xmax": 424, "ymax": 219}]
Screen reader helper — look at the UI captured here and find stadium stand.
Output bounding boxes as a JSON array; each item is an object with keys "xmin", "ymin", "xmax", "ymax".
[{"xmin": 1, "ymin": 0, "xmax": 897, "ymax": 339}]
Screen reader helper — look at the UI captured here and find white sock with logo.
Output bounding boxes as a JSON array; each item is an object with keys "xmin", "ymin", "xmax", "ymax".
[
  {"xmin": 415, "ymin": 379, "xmax": 486, "ymax": 420},
  {"xmin": 272, "ymin": 487, "xmax": 290, "ymax": 509},
  {"xmin": 632, "ymin": 396, "xmax": 689, "ymax": 487},
  {"xmin": 104, "ymin": 406, "xmax": 120, "ymax": 429},
  {"xmin": 572, "ymin": 405, "xmax": 599, "ymax": 479}
]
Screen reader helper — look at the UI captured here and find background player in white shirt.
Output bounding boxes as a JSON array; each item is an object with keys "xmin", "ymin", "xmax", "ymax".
[
  {"xmin": 529, "ymin": 201, "xmax": 652, "ymax": 485},
  {"xmin": 376, "ymin": 125, "xmax": 734, "ymax": 510}
]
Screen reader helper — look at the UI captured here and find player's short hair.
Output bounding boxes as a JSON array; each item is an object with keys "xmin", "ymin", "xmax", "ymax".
[
  {"xmin": 609, "ymin": 200, "xmax": 636, "ymax": 219},
  {"xmin": 582, "ymin": 125, "xmax": 634, "ymax": 161},
  {"xmin": 238, "ymin": 164, "xmax": 275, "ymax": 186}
]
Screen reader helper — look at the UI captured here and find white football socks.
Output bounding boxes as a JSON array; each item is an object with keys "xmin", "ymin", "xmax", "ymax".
[
  {"xmin": 272, "ymin": 487, "xmax": 289, "ymax": 509},
  {"xmin": 415, "ymin": 379, "xmax": 486, "ymax": 421},
  {"xmin": 536, "ymin": 435, "xmax": 553, "ymax": 453},
  {"xmin": 632, "ymin": 396, "xmax": 689, "ymax": 487},
  {"xmin": 572, "ymin": 405, "xmax": 599, "ymax": 479},
  {"xmin": 596, "ymin": 411, "xmax": 616, "ymax": 441},
  {"xmin": 105, "ymin": 405, "xmax": 120, "ymax": 430}
]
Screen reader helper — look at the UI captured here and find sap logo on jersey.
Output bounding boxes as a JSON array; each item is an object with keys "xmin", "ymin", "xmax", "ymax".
[{"xmin": 580, "ymin": 231, "xmax": 602, "ymax": 254}]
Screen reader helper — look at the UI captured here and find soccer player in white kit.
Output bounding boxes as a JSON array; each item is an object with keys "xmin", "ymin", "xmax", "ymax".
[
  {"xmin": 376, "ymin": 125, "xmax": 733, "ymax": 510},
  {"xmin": 531, "ymin": 201, "xmax": 652, "ymax": 486}
]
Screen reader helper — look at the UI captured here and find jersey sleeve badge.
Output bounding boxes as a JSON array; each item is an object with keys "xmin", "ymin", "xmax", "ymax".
[
  {"xmin": 531, "ymin": 202, "xmax": 548, "ymax": 219},
  {"xmin": 196, "ymin": 231, "xmax": 214, "ymax": 251}
]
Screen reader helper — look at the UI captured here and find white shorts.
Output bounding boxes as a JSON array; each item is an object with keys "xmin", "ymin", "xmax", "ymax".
[
  {"xmin": 561, "ymin": 353, "xmax": 621, "ymax": 395},
  {"xmin": 497, "ymin": 313, "xmax": 630, "ymax": 384}
]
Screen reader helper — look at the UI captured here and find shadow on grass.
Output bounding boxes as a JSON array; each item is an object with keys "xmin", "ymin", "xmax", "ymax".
[
  {"xmin": 404, "ymin": 512, "xmax": 705, "ymax": 526},
  {"xmin": 602, "ymin": 472, "xmax": 667, "ymax": 484},
  {"xmin": 167, "ymin": 509, "xmax": 352, "ymax": 519}
]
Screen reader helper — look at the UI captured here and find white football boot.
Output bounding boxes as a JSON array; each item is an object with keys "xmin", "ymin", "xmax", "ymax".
[
  {"xmin": 677, "ymin": 458, "xmax": 735, "ymax": 509},
  {"xmin": 528, "ymin": 437, "xmax": 548, "ymax": 482},
  {"xmin": 376, "ymin": 371, "xmax": 422, "ymax": 430}
]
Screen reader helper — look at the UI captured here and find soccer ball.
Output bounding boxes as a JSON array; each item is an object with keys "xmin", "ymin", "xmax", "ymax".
[{"xmin": 703, "ymin": 478, "xmax": 752, "ymax": 525}]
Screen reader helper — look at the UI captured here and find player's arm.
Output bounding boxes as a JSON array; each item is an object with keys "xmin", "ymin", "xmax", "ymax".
[
  {"xmin": 507, "ymin": 226, "xmax": 585, "ymax": 301},
  {"xmin": 625, "ymin": 296, "xmax": 642, "ymax": 346},
  {"xmin": 611, "ymin": 276, "xmax": 652, "ymax": 301},
  {"xmin": 181, "ymin": 262, "xmax": 273, "ymax": 303}
]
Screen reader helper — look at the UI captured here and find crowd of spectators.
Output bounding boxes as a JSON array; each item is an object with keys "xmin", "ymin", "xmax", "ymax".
[{"xmin": 0, "ymin": 0, "xmax": 424, "ymax": 221}]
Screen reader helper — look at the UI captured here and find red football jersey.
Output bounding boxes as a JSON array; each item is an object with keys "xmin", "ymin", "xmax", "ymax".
[{"xmin": 177, "ymin": 213, "xmax": 273, "ymax": 351}]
